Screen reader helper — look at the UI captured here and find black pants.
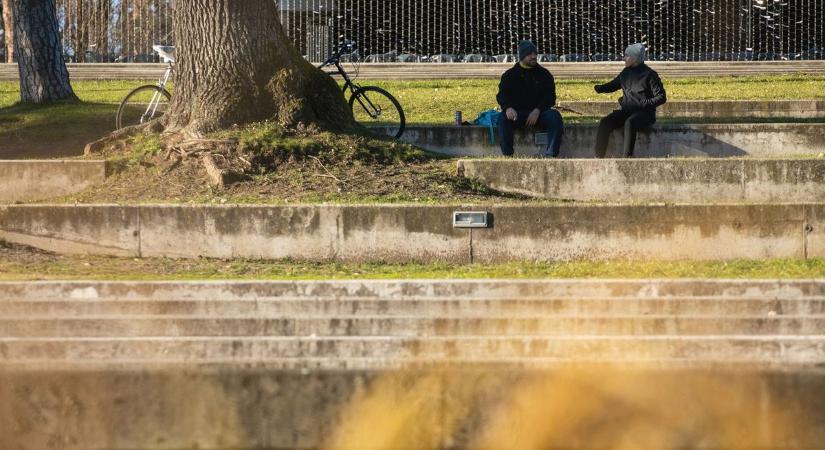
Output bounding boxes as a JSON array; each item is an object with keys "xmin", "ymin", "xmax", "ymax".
[{"xmin": 594, "ymin": 108, "xmax": 656, "ymax": 158}]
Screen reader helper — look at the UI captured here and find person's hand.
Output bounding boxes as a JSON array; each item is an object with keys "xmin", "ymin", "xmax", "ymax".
[
  {"xmin": 505, "ymin": 108, "xmax": 518, "ymax": 121},
  {"xmin": 526, "ymin": 108, "xmax": 541, "ymax": 127}
]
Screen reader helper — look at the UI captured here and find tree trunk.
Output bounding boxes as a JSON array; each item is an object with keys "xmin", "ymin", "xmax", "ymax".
[
  {"xmin": 13, "ymin": 0, "xmax": 77, "ymax": 104},
  {"xmin": 75, "ymin": 0, "xmax": 86, "ymax": 62},
  {"xmin": 94, "ymin": 0, "xmax": 109, "ymax": 58},
  {"xmin": 165, "ymin": 0, "xmax": 354, "ymax": 135},
  {"xmin": 2, "ymin": 0, "xmax": 13, "ymax": 63}
]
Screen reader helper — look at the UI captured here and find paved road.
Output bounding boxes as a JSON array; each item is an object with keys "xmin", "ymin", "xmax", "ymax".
[{"xmin": 1, "ymin": 61, "xmax": 824, "ymax": 81}]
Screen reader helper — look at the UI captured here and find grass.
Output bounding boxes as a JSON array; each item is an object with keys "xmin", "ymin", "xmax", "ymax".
[
  {"xmin": 2, "ymin": 239, "xmax": 825, "ymax": 281},
  {"xmin": 1, "ymin": 74, "xmax": 824, "ymax": 158},
  {"xmin": 363, "ymin": 75, "xmax": 825, "ymax": 125}
]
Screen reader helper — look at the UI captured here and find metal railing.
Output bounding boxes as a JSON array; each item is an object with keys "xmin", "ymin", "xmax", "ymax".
[{"xmin": 32, "ymin": 0, "xmax": 825, "ymax": 63}]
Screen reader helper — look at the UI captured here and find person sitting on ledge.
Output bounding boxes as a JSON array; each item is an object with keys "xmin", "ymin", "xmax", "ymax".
[
  {"xmin": 496, "ymin": 40, "xmax": 564, "ymax": 158},
  {"xmin": 593, "ymin": 43, "xmax": 667, "ymax": 158}
]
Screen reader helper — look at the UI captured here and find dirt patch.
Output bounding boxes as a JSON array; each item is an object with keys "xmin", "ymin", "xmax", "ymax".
[
  {"xmin": 0, "ymin": 240, "xmax": 59, "ymax": 265},
  {"xmin": 71, "ymin": 122, "xmax": 521, "ymax": 204}
]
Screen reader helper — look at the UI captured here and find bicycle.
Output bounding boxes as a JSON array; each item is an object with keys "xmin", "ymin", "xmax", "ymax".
[
  {"xmin": 319, "ymin": 41, "xmax": 406, "ymax": 139},
  {"xmin": 116, "ymin": 45, "xmax": 175, "ymax": 129}
]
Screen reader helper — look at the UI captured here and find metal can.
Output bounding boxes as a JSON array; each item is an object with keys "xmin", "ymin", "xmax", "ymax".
[{"xmin": 455, "ymin": 111, "xmax": 463, "ymax": 126}]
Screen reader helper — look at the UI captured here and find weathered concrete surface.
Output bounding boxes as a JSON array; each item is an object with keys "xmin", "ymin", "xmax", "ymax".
[
  {"xmin": 559, "ymin": 100, "xmax": 825, "ymax": 118},
  {"xmin": 378, "ymin": 124, "xmax": 825, "ymax": 158},
  {"xmin": 457, "ymin": 159, "xmax": 825, "ymax": 203},
  {"xmin": 0, "ymin": 205, "xmax": 139, "ymax": 256},
  {"xmin": 3, "ymin": 279, "xmax": 825, "ymax": 449},
  {"xmin": 4, "ymin": 278, "xmax": 825, "ymax": 301},
  {"xmin": 1, "ymin": 204, "xmax": 823, "ymax": 262},
  {"xmin": 137, "ymin": 204, "xmax": 468, "ymax": 261},
  {"xmin": 0, "ymin": 160, "xmax": 107, "ymax": 203}
]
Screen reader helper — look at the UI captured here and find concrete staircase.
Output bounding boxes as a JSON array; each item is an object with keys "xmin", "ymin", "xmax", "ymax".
[
  {"xmin": 3, "ymin": 280, "xmax": 825, "ymax": 369},
  {"xmin": 3, "ymin": 283, "xmax": 825, "ymax": 449}
]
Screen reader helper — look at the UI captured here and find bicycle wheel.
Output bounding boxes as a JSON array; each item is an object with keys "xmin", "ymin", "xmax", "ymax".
[
  {"xmin": 116, "ymin": 85, "xmax": 171, "ymax": 129},
  {"xmin": 349, "ymin": 86, "xmax": 406, "ymax": 139}
]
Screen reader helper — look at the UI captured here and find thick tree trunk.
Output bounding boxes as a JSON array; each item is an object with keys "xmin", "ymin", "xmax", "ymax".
[
  {"xmin": 166, "ymin": 0, "xmax": 354, "ymax": 135},
  {"xmin": 13, "ymin": 0, "xmax": 77, "ymax": 104},
  {"xmin": 2, "ymin": 0, "xmax": 13, "ymax": 63}
]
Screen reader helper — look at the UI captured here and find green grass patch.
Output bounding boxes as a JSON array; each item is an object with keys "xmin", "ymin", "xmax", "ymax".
[
  {"xmin": 1, "ymin": 74, "xmax": 822, "ymax": 158},
  {"xmin": 362, "ymin": 75, "xmax": 825, "ymax": 125},
  {"xmin": 2, "ymin": 242, "xmax": 825, "ymax": 281}
]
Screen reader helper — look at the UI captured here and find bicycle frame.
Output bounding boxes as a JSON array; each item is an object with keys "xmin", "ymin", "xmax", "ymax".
[
  {"xmin": 141, "ymin": 62, "xmax": 173, "ymax": 123},
  {"xmin": 318, "ymin": 42, "xmax": 402, "ymax": 129},
  {"xmin": 319, "ymin": 54, "xmax": 389, "ymax": 121}
]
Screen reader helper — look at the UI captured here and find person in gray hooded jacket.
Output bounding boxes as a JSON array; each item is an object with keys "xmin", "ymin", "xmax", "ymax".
[{"xmin": 593, "ymin": 43, "xmax": 667, "ymax": 157}]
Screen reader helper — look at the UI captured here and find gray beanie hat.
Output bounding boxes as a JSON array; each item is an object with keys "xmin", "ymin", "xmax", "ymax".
[
  {"xmin": 518, "ymin": 40, "xmax": 538, "ymax": 61},
  {"xmin": 624, "ymin": 43, "xmax": 646, "ymax": 62}
]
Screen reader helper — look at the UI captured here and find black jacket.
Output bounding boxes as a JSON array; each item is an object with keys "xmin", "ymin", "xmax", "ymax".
[
  {"xmin": 596, "ymin": 63, "xmax": 667, "ymax": 112},
  {"xmin": 496, "ymin": 63, "xmax": 556, "ymax": 112}
]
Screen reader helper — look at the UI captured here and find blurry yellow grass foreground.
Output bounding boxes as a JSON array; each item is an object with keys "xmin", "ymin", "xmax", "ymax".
[{"xmin": 325, "ymin": 366, "xmax": 814, "ymax": 450}]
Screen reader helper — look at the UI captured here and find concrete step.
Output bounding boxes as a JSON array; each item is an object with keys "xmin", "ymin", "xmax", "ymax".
[
  {"xmin": 0, "ymin": 160, "xmax": 108, "ymax": 203},
  {"xmin": 2, "ymin": 336, "xmax": 823, "ymax": 364},
  {"xmin": 385, "ymin": 123, "xmax": 825, "ymax": 158},
  {"xmin": 3, "ymin": 316, "xmax": 824, "ymax": 338},
  {"xmin": 458, "ymin": 158, "xmax": 825, "ymax": 203},
  {"xmin": 558, "ymin": 100, "xmax": 825, "ymax": 119},
  {"xmin": 3, "ymin": 280, "xmax": 825, "ymax": 302},
  {"xmin": 5, "ymin": 298, "xmax": 824, "ymax": 317}
]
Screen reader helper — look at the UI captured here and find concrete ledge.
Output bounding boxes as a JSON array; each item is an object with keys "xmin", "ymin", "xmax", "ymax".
[
  {"xmin": 0, "ymin": 160, "xmax": 107, "ymax": 203},
  {"xmin": 383, "ymin": 124, "xmax": 825, "ymax": 158},
  {"xmin": 3, "ymin": 279, "xmax": 825, "ymax": 301},
  {"xmin": 559, "ymin": 100, "xmax": 825, "ymax": 118},
  {"xmin": 457, "ymin": 159, "xmax": 825, "ymax": 203},
  {"xmin": 2, "ymin": 204, "xmax": 824, "ymax": 262}
]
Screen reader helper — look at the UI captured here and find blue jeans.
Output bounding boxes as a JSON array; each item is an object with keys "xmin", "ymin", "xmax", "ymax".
[{"xmin": 499, "ymin": 108, "xmax": 564, "ymax": 157}]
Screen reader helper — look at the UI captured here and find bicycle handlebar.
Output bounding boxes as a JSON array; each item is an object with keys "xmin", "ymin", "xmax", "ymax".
[{"xmin": 320, "ymin": 40, "xmax": 357, "ymax": 67}]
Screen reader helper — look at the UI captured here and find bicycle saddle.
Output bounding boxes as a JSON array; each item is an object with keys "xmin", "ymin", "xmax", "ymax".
[{"xmin": 152, "ymin": 45, "xmax": 176, "ymax": 63}]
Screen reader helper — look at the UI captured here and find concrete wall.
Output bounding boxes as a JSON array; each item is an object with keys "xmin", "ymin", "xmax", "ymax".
[
  {"xmin": 380, "ymin": 124, "xmax": 825, "ymax": 158},
  {"xmin": 0, "ymin": 160, "xmax": 107, "ymax": 203},
  {"xmin": 2, "ymin": 203, "xmax": 824, "ymax": 262},
  {"xmin": 559, "ymin": 100, "xmax": 825, "ymax": 118},
  {"xmin": 458, "ymin": 159, "xmax": 825, "ymax": 203}
]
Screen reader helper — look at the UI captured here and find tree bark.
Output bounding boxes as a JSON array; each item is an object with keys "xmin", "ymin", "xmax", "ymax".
[
  {"xmin": 2, "ymin": 0, "xmax": 13, "ymax": 63},
  {"xmin": 165, "ymin": 0, "xmax": 354, "ymax": 135},
  {"xmin": 13, "ymin": 0, "xmax": 77, "ymax": 104}
]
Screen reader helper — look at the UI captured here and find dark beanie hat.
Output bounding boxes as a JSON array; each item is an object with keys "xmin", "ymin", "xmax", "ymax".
[{"xmin": 518, "ymin": 40, "xmax": 538, "ymax": 60}]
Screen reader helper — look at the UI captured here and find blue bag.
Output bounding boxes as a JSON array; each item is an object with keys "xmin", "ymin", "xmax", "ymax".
[{"xmin": 473, "ymin": 109, "xmax": 501, "ymax": 146}]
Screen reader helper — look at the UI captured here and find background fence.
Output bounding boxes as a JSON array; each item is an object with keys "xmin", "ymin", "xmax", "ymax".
[{"xmin": 2, "ymin": 0, "xmax": 823, "ymax": 63}]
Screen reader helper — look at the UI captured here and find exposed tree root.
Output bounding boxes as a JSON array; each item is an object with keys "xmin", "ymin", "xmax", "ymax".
[
  {"xmin": 201, "ymin": 154, "xmax": 228, "ymax": 189},
  {"xmin": 83, "ymin": 120, "xmax": 164, "ymax": 156}
]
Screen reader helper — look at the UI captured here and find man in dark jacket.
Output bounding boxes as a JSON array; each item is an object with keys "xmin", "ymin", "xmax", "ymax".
[
  {"xmin": 593, "ymin": 43, "xmax": 667, "ymax": 158},
  {"xmin": 496, "ymin": 41, "xmax": 564, "ymax": 157}
]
